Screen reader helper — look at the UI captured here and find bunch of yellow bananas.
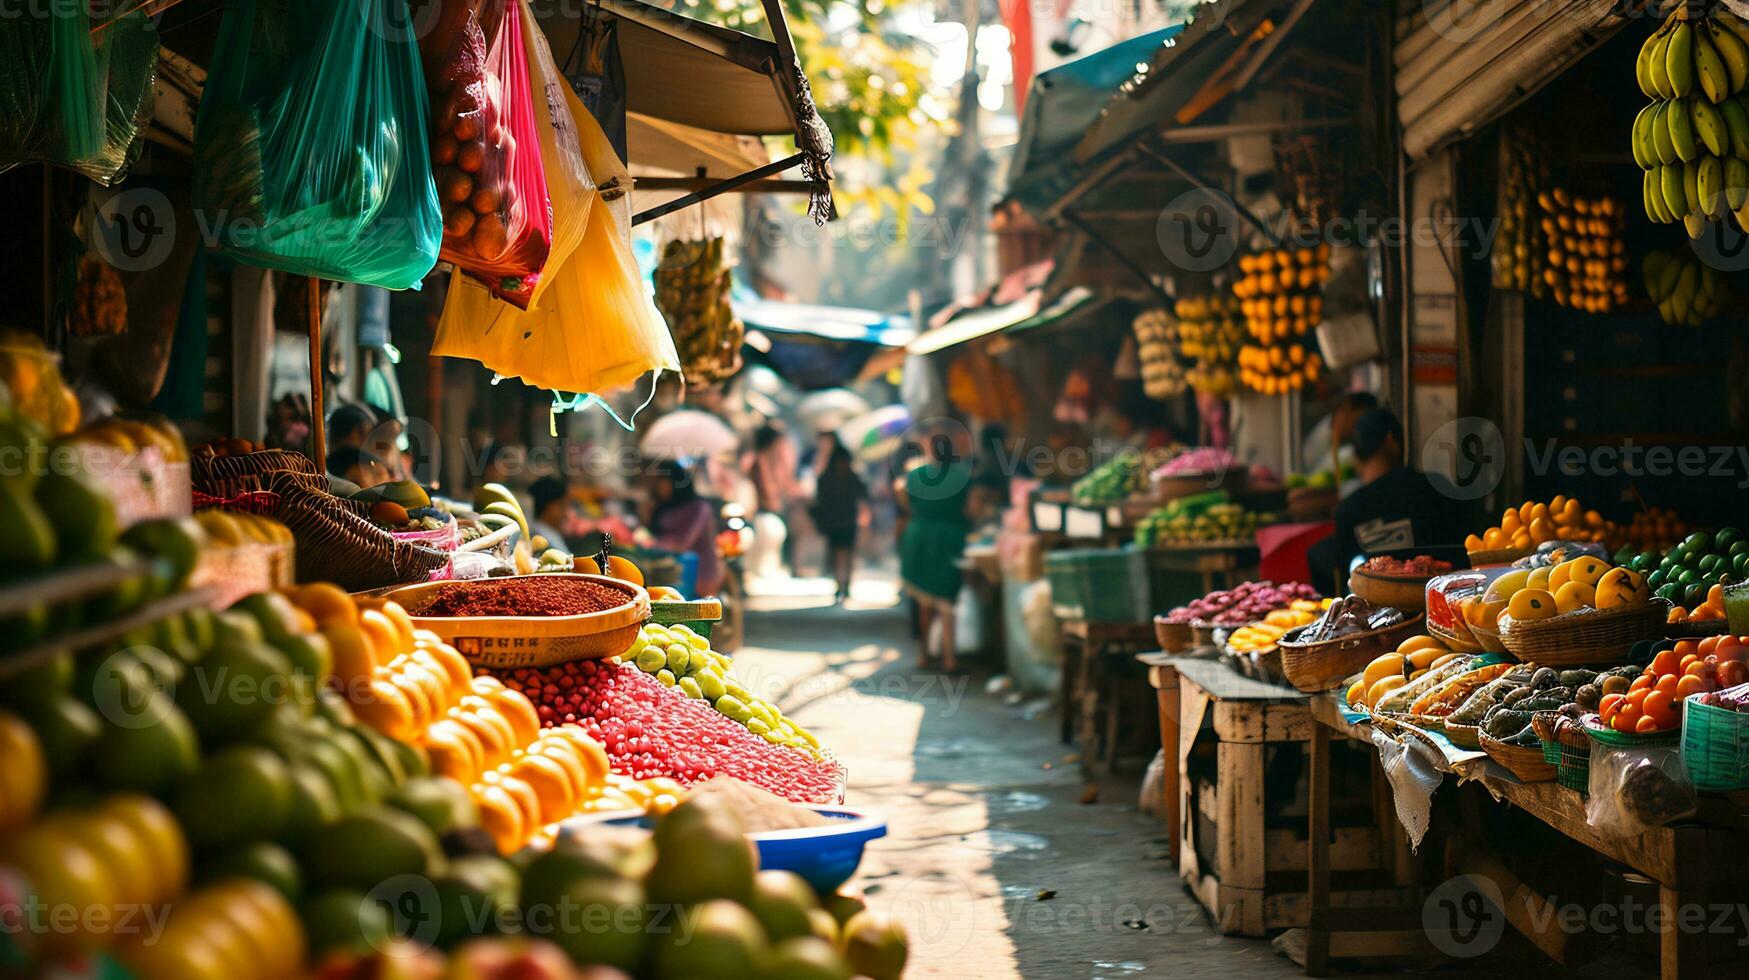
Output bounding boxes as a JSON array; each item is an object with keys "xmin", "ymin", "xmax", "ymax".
[{"xmin": 1634, "ymin": 7, "xmax": 1749, "ymax": 233}]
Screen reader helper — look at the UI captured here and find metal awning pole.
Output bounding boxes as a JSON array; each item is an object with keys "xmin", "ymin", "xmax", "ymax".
[
  {"xmin": 1060, "ymin": 210, "xmax": 1173, "ymax": 308},
  {"xmin": 632, "ymin": 153, "xmax": 809, "ymax": 226},
  {"xmin": 1136, "ymin": 142, "xmax": 1281, "ymax": 247}
]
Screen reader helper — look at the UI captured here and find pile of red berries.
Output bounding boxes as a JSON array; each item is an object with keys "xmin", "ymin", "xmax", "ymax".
[{"xmin": 490, "ymin": 659, "xmax": 845, "ymax": 804}]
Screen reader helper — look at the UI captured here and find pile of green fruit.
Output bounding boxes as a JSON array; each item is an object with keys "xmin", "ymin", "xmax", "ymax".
[
  {"xmin": 514, "ymin": 793, "xmax": 907, "ymax": 978},
  {"xmin": 1619, "ymin": 527, "xmax": 1749, "ymax": 609},
  {"xmin": 1071, "ymin": 451, "xmax": 1149, "ymax": 506},
  {"xmin": 1135, "ymin": 491, "xmax": 1273, "ymax": 547},
  {"xmin": 624, "ymin": 622, "xmax": 825, "ymax": 760},
  {"xmin": 1642, "ymin": 248, "xmax": 1732, "ymax": 326},
  {"xmin": 1633, "ymin": 7, "xmax": 1749, "ymax": 232}
]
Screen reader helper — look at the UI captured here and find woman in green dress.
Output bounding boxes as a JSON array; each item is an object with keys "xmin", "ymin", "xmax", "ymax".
[{"xmin": 899, "ymin": 433, "xmax": 972, "ymax": 671}]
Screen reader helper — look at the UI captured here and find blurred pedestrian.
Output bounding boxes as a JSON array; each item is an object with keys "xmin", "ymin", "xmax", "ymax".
[
  {"xmin": 898, "ymin": 432, "xmax": 971, "ymax": 671},
  {"xmin": 646, "ymin": 458, "xmax": 725, "ymax": 597},
  {"xmin": 809, "ymin": 438, "xmax": 868, "ymax": 603}
]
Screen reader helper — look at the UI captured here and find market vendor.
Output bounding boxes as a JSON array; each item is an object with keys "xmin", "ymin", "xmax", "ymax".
[
  {"xmin": 528, "ymin": 475, "xmax": 573, "ymax": 547},
  {"xmin": 1307, "ymin": 408, "xmax": 1471, "ymax": 594}
]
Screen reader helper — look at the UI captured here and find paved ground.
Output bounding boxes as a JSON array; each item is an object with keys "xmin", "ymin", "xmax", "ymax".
[{"xmin": 734, "ymin": 576, "xmax": 1309, "ymax": 979}]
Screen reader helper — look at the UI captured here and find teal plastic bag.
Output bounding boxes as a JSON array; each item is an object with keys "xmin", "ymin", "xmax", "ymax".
[
  {"xmin": 193, "ymin": 0, "xmax": 441, "ymax": 289},
  {"xmin": 0, "ymin": 6, "xmax": 159, "ymax": 185}
]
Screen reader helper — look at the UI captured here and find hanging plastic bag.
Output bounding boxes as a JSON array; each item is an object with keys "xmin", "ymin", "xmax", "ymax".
[
  {"xmin": 431, "ymin": 28, "xmax": 677, "ymax": 399},
  {"xmin": 1586, "ymin": 744, "xmax": 1696, "ymax": 837},
  {"xmin": 193, "ymin": 0, "xmax": 441, "ymax": 289},
  {"xmin": 420, "ymin": 0, "xmax": 552, "ymax": 307},
  {"xmin": 515, "ymin": 0, "xmax": 593, "ymax": 309},
  {"xmin": 562, "ymin": 8, "xmax": 628, "ymax": 165},
  {"xmin": 0, "ymin": 7, "xmax": 159, "ymax": 185}
]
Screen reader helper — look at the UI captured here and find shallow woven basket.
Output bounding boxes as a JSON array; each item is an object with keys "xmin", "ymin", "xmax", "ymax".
[
  {"xmin": 1467, "ymin": 546, "xmax": 1530, "ymax": 567},
  {"xmin": 1499, "ymin": 601, "xmax": 1669, "ymax": 666},
  {"xmin": 1442, "ymin": 720, "xmax": 1481, "ymax": 749},
  {"xmin": 1278, "ymin": 614, "xmax": 1426, "ymax": 693},
  {"xmin": 1479, "ymin": 731, "xmax": 1556, "ymax": 782},
  {"xmin": 1349, "ymin": 568, "xmax": 1434, "ymax": 612},
  {"xmin": 1155, "ymin": 616, "xmax": 1194, "ymax": 653},
  {"xmin": 388, "ymin": 574, "xmax": 651, "ymax": 669},
  {"xmin": 1663, "ymin": 618, "xmax": 1729, "ymax": 637}
]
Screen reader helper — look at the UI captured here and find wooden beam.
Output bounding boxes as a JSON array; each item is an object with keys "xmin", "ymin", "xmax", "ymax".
[
  {"xmin": 632, "ymin": 153, "xmax": 810, "ymax": 225},
  {"xmin": 632, "ymin": 176, "xmax": 818, "ymax": 193},
  {"xmin": 1154, "ymin": 116, "xmax": 1360, "ymax": 145}
]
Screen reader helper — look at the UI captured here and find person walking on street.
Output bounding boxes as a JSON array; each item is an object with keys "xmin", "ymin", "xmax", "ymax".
[
  {"xmin": 899, "ymin": 433, "xmax": 972, "ymax": 671},
  {"xmin": 810, "ymin": 438, "xmax": 868, "ymax": 603}
]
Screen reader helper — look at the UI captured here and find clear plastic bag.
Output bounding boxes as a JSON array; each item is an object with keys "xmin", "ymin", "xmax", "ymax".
[
  {"xmin": 193, "ymin": 0, "xmax": 442, "ymax": 288},
  {"xmin": 1586, "ymin": 744, "xmax": 1696, "ymax": 837},
  {"xmin": 0, "ymin": 7, "xmax": 158, "ymax": 185},
  {"xmin": 421, "ymin": 0, "xmax": 552, "ymax": 307}
]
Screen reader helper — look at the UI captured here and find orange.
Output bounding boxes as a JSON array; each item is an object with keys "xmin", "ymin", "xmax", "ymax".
[
  {"xmin": 1654, "ymin": 673, "xmax": 1679, "ymax": 696},
  {"xmin": 405, "ymin": 652, "xmax": 458, "ymax": 715},
  {"xmin": 1613, "ymin": 702, "xmax": 1642, "ymax": 732},
  {"xmin": 531, "ymin": 739, "xmax": 594, "ymax": 800},
  {"xmin": 1630, "ymin": 674, "xmax": 1652, "ymax": 692},
  {"xmin": 1599, "ymin": 693, "xmax": 1624, "ymax": 723},
  {"xmin": 376, "ymin": 601, "xmax": 418, "ymax": 650},
  {"xmin": 540, "ymin": 727, "xmax": 610, "ymax": 789},
  {"xmin": 353, "ymin": 678, "xmax": 416, "ymax": 741},
  {"xmin": 423, "ymin": 718, "xmax": 485, "ymax": 782},
  {"xmin": 1642, "ymin": 690, "xmax": 1678, "ymax": 729},
  {"xmin": 1634, "ymin": 714, "xmax": 1664, "ymax": 734},
  {"xmin": 479, "ymin": 770, "xmax": 542, "ymax": 838},
  {"xmin": 576, "ymin": 554, "xmax": 644, "ymax": 586},
  {"xmin": 481, "ymin": 686, "xmax": 541, "ymax": 747},
  {"xmin": 451, "ymin": 705, "xmax": 514, "ymax": 768},
  {"xmin": 1676, "ymin": 675, "xmax": 1708, "ymax": 699},
  {"xmin": 507, "ymin": 752, "xmax": 577, "ymax": 824},
  {"xmin": 359, "ymin": 610, "xmax": 402, "ymax": 661},
  {"xmin": 416, "ymin": 638, "xmax": 474, "ymax": 694},
  {"xmin": 388, "ymin": 667, "xmax": 434, "ymax": 729},
  {"xmin": 322, "ymin": 624, "xmax": 378, "ymax": 690},
  {"xmin": 291, "ymin": 583, "xmax": 357, "ymax": 628},
  {"xmin": 1649, "ymin": 649, "xmax": 1679, "ymax": 677},
  {"xmin": 471, "ymin": 783, "xmax": 525, "ymax": 855},
  {"xmin": 1699, "ymin": 635, "xmax": 1721, "ymax": 656}
]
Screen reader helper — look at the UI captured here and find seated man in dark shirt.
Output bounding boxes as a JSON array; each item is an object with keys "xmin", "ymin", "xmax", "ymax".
[{"xmin": 1308, "ymin": 408, "xmax": 1470, "ymax": 593}]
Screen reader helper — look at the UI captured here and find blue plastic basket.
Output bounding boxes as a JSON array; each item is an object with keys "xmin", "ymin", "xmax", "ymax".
[{"xmin": 572, "ymin": 805, "xmax": 887, "ymax": 893}]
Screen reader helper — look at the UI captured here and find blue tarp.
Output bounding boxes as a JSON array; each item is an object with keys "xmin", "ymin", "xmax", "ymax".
[
  {"xmin": 1006, "ymin": 26, "xmax": 1185, "ymax": 205},
  {"xmin": 732, "ymin": 287, "xmax": 915, "ymax": 347}
]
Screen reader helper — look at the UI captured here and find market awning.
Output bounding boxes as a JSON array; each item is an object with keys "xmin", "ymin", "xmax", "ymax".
[
  {"xmin": 535, "ymin": 0, "xmax": 835, "ymax": 224},
  {"xmin": 1006, "ymin": 25, "xmax": 1185, "ymax": 204},
  {"xmin": 1396, "ymin": 0, "xmax": 1626, "ymax": 159},
  {"xmin": 1004, "ymin": 286, "xmax": 1103, "ymax": 337},
  {"xmin": 907, "ymin": 293, "xmax": 1042, "ymax": 356},
  {"xmin": 733, "ymin": 294, "xmax": 916, "ymax": 347}
]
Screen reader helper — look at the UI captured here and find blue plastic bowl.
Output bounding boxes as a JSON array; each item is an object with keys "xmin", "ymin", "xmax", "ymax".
[{"xmin": 570, "ymin": 805, "xmax": 886, "ymax": 893}]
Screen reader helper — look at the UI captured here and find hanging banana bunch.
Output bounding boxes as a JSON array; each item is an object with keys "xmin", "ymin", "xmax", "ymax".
[
  {"xmin": 1635, "ymin": 4, "xmax": 1749, "ymax": 234},
  {"xmin": 1643, "ymin": 247, "xmax": 1730, "ymax": 326}
]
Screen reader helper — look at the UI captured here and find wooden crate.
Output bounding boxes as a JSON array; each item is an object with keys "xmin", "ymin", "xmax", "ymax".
[{"xmin": 1165, "ymin": 659, "xmax": 1412, "ymax": 936}]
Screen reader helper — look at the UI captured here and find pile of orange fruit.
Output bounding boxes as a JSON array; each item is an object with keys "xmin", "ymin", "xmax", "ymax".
[
  {"xmin": 1232, "ymin": 245, "xmax": 1329, "ymax": 395},
  {"xmin": 1669, "ymin": 583, "xmax": 1729, "ymax": 623},
  {"xmin": 1464, "ymin": 495, "xmax": 1612, "ymax": 554},
  {"xmin": 281, "ymin": 584, "xmax": 611, "ymax": 854},
  {"xmin": 1600, "ymin": 637, "xmax": 1748, "ymax": 734},
  {"xmin": 1612, "ymin": 505, "xmax": 1688, "ymax": 553}
]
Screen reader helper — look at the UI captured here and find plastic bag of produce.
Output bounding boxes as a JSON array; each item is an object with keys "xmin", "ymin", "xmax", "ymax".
[
  {"xmin": 431, "ymin": 31, "xmax": 676, "ymax": 402},
  {"xmin": 418, "ymin": 0, "xmax": 551, "ymax": 307},
  {"xmin": 1586, "ymin": 744, "xmax": 1695, "ymax": 836},
  {"xmin": 193, "ymin": 0, "xmax": 440, "ymax": 288},
  {"xmin": 0, "ymin": 6, "xmax": 158, "ymax": 185}
]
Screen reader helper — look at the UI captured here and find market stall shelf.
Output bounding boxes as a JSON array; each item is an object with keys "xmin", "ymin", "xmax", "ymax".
[
  {"xmin": 1057, "ymin": 618, "xmax": 1156, "ymax": 773},
  {"xmin": 1143, "ymin": 655, "xmax": 1413, "ymax": 938}
]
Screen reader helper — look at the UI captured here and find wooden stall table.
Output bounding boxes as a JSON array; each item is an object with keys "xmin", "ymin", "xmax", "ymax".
[
  {"xmin": 1057, "ymin": 618, "xmax": 1156, "ymax": 773},
  {"xmin": 1142, "ymin": 654, "xmax": 1408, "ymax": 938},
  {"xmin": 1148, "ymin": 541, "xmax": 1260, "ymax": 596},
  {"xmin": 1304, "ymin": 694, "xmax": 1749, "ymax": 979}
]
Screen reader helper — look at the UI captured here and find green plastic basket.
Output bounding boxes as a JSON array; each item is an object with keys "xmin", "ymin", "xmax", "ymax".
[
  {"xmin": 1556, "ymin": 739, "xmax": 1591, "ymax": 795},
  {"xmin": 1043, "ymin": 548, "xmax": 1206, "ymax": 624},
  {"xmin": 1540, "ymin": 738, "xmax": 1561, "ymax": 765},
  {"xmin": 1680, "ymin": 694, "xmax": 1749, "ymax": 791},
  {"xmin": 1583, "ymin": 714, "xmax": 1680, "ymax": 749}
]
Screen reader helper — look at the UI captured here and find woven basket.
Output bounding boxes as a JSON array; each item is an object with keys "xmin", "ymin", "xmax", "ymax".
[
  {"xmin": 1467, "ymin": 546, "xmax": 1530, "ymax": 567},
  {"xmin": 1155, "ymin": 617, "xmax": 1194, "ymax": 653},
  {"xmin": 1278, "ymin": 614, "xmax": 1425, "ymax": 693},
  {"xmin": 1348, "ymin": 568, "xmax": 1431, "ymax": 612},
  {"xmin": 1664, "ymin": 618, "xmax": 1729, "ymax": 638},
  {"xmin": 1498, "ymin": 602, "xmax": 1669, "ymax": 666},
  {"xmin": 1442, "ymin": 720, "xmax": 1481, "ymax": 749},
  {"xmin": 388, "ymin": 574, "xmax": 650, "ymax": 669},
  {"xmin": 1681, "ymin": 691, "xmax": 1749, "ymax": 791},
  {"xmin": 1153, "ymin": 465, "xmax": 1248, "ymax": 500},
  {"xmin": 1480, "ymin": 731, "xmax": 1556, "ymax": 782},
  {"xmin": 1554, "ymin": 721, "xmax": 1592, "ymax": 794}
]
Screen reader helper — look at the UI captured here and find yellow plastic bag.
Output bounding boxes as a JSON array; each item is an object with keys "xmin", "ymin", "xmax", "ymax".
[{"xmin": 432, "ymin": 10, "xmax": 676, "ymax": 399}]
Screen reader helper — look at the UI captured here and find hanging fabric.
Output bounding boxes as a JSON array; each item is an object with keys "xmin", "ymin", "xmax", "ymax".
[
  {"xmin": 562, "ymin": 4, "xmax": 628, "ymax": 165},
  {"xmin": 192, "ymin": 0, "xmax": 442, "ymax": 289}
]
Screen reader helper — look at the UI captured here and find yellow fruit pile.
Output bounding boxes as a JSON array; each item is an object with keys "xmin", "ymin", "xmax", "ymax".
[
  {"xmin": 1346, "ymin": 636, "xmax": 1459, "ymax": 709},
  {"xmin": 1483, "ymin": 558, "xmax": 1651, "ymax": 631},
  {"xmin": 1464, "ymin": 495, "xmax": 1612, "ymax": 554},
  {"xmin": 195, "ymin": 508, "xmax": 294, "ymax": 548},
  {"xmin": 1130, "ymin": 309, "xmax": 1188, "ymax": 399},
  {"xmin": 0, "ymin": 330, "xmax": 81, "ymax": 436},
  {"xmin": 1232, "ymin": 246, "xmax": 1328, "ymax": 395},
  {"xmin": 1538, "ymin": 189, "xmax": 1629, "ymax": 313},
  {"xmin": 1226, "ymin": 600, "xmax": 1325, "ymax": 654},
  {"xmin": 1492, "ymin": 133, "xmax": 1545, "ymax": 293},
  {"xmin": 1172, "ymin": 294, "xmax": 1242, "ymax": 397}
]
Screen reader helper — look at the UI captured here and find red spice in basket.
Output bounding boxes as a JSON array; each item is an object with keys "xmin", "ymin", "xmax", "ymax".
[
  {"xmin": 489, "ymin": 660, "xmax": 844, "ymax": 804},
  {"xmin": 423, "ymin": 577, "xmax": 626, "ymax": 617}
]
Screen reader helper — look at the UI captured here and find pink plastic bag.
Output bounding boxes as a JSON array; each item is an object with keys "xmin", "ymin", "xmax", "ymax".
[{"xmin": 422, "ymin": 0, "xmax": 552, "ymax": 307}]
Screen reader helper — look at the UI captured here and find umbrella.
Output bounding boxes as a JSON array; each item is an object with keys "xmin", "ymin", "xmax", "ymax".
[
  {"xmin": 796, "ymin": 388, "xmax": 871, "ymax": 432},
  {"xmin": 837, "ymin": 404, "xmax": 911, "ymax": 461},
  {"xmin": 640, "ymin": 410, "xmax": 739, "ymax": 460}
]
